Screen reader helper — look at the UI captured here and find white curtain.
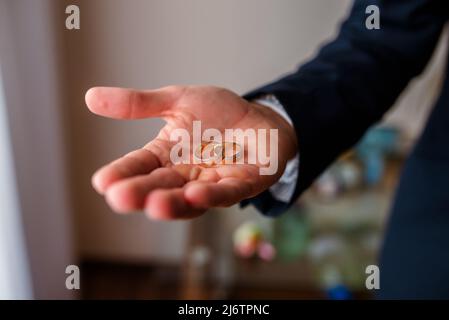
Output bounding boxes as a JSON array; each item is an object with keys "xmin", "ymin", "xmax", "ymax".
[{"xmin": 0, "ymin": 65, "xmax": 32, "ymax": 300}]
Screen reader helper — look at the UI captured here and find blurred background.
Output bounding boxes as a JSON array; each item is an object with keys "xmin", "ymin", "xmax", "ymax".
[{"xmin": 0, "ymin": 0, "xmax": 446, "ymax": 299}]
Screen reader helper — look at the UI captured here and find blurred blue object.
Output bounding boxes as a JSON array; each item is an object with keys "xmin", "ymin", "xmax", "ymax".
[
  {"xmin": 357, "ymin": 126, "xmax": 399, "ymax": 153},
  {"xmin": 326, "ymin": 284, "xmax": 352, "ymax": 300},
  {"xmin": 356, "ymin": 126, "xmax": 399, "ymax": 185},
  {"xmin": 361, "ymin": 150, "xmax": 384, "ymax": 185}
]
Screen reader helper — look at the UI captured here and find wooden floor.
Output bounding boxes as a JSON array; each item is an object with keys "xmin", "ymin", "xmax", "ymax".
[
  {"xmin": 81, "ymin": 260, "xmax": 183, "ymax": 299},
  {"xmin": 80, "ymin": 260, "xmax": 372, "ymax": 300}
]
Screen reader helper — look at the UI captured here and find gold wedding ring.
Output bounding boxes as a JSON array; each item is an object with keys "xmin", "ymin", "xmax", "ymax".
[
  {"xmin": 194, "ymin": 141, "xmax": 242, "ymax": 166},
  {"xmin": 213, "ymin": 141, "xmax": 242, "ymax": 162},
  {"xmin": 194, "ymin": 141, "xmax": 221, "ymax": 166}
]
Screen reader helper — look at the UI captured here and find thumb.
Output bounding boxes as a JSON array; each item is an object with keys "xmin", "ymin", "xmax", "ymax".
[{"xmin": 85, "ymin": 86, "xmax": 183, "ymax": 119}]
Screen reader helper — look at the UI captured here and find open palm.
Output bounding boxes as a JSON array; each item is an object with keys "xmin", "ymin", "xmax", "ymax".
[{"xmin": 86, "ymin": 86, "xmax": 297, "ymax": 219}]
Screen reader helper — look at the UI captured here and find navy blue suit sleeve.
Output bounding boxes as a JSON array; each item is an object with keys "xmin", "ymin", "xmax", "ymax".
[{"xmin": 241, "ymin": 0, "xmax": 448, "ymax": 217}]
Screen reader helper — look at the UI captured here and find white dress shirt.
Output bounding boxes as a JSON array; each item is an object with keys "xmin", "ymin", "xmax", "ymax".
[{"xmin": 253, "ymin": 95, "xmax": 300, "ymax": 203}]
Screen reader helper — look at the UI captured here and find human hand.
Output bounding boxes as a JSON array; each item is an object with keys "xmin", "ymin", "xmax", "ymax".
[{"xmin": 86, "ymin": 86, "xmax": 297, "ymax": 219}]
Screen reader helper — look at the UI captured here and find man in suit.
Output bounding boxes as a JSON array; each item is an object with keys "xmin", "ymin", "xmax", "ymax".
[{"xmin": 85, "ymin": 0, "xmax": 449, "ymax": 298}]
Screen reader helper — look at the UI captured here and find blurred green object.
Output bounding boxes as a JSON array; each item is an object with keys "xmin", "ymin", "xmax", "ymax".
[{"xmin": 273, "ymin": 207, "xmax": 309, "ymax": 261}]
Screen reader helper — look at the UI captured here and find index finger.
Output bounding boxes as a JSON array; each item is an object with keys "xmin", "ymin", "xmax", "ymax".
[{"xmin": 92, "ymin": 145, "xmax": 165, "ymax": 194}]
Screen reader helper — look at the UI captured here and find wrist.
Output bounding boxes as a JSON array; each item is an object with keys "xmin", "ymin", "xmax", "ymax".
[{"xmin": 251, "ymin": 102, "xmax": 298, "ymax": 161}]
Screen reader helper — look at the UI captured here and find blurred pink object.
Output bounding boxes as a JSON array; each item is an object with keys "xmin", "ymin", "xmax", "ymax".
[
  {"xmin": 235, "ymin": 240, "xmax": 257, "ymax": 258},
  {"xmin": 258, "ymin": 241, "xmax": 276, "ymax": 261},
  {"xmin": 233, "ymin": 221, "xmax": 263, "ymax": 258}
]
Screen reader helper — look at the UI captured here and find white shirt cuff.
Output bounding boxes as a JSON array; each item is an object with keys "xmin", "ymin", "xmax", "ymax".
[{"xmin": 253, "ymin": 95, "xmax": 299, "ymax": 203}]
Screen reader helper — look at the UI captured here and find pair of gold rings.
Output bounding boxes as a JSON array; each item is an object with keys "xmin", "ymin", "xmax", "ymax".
[{"xmin": 194, "ymin": 141, "xmax": 242, "ymax": 166}]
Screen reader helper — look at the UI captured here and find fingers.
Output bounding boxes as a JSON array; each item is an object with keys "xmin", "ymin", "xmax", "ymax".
[
  {"xmin": 184, "ymin": 178, "xmax": 254, "ymax": 207},
  {"xmin": 145, "ymin": 188, "xmax": 206, "ymax": 220},
  {"xmin": 85, "ymin": 86, "xmax": 184, "ymax": 119},
  {"xmin": 105, "ymin": 168, "xmax": 186, "ymax": 213},
  {"xmin": 103, "ymin": 164, "xmax": 210, "ymax": 215},
  {"xmin": 104, "ymin": 173, "xmax": 255, "ymax": 219},
  {"xmin": 92, "ymin": 147, "xmax": 163, "ymax": 194}
]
